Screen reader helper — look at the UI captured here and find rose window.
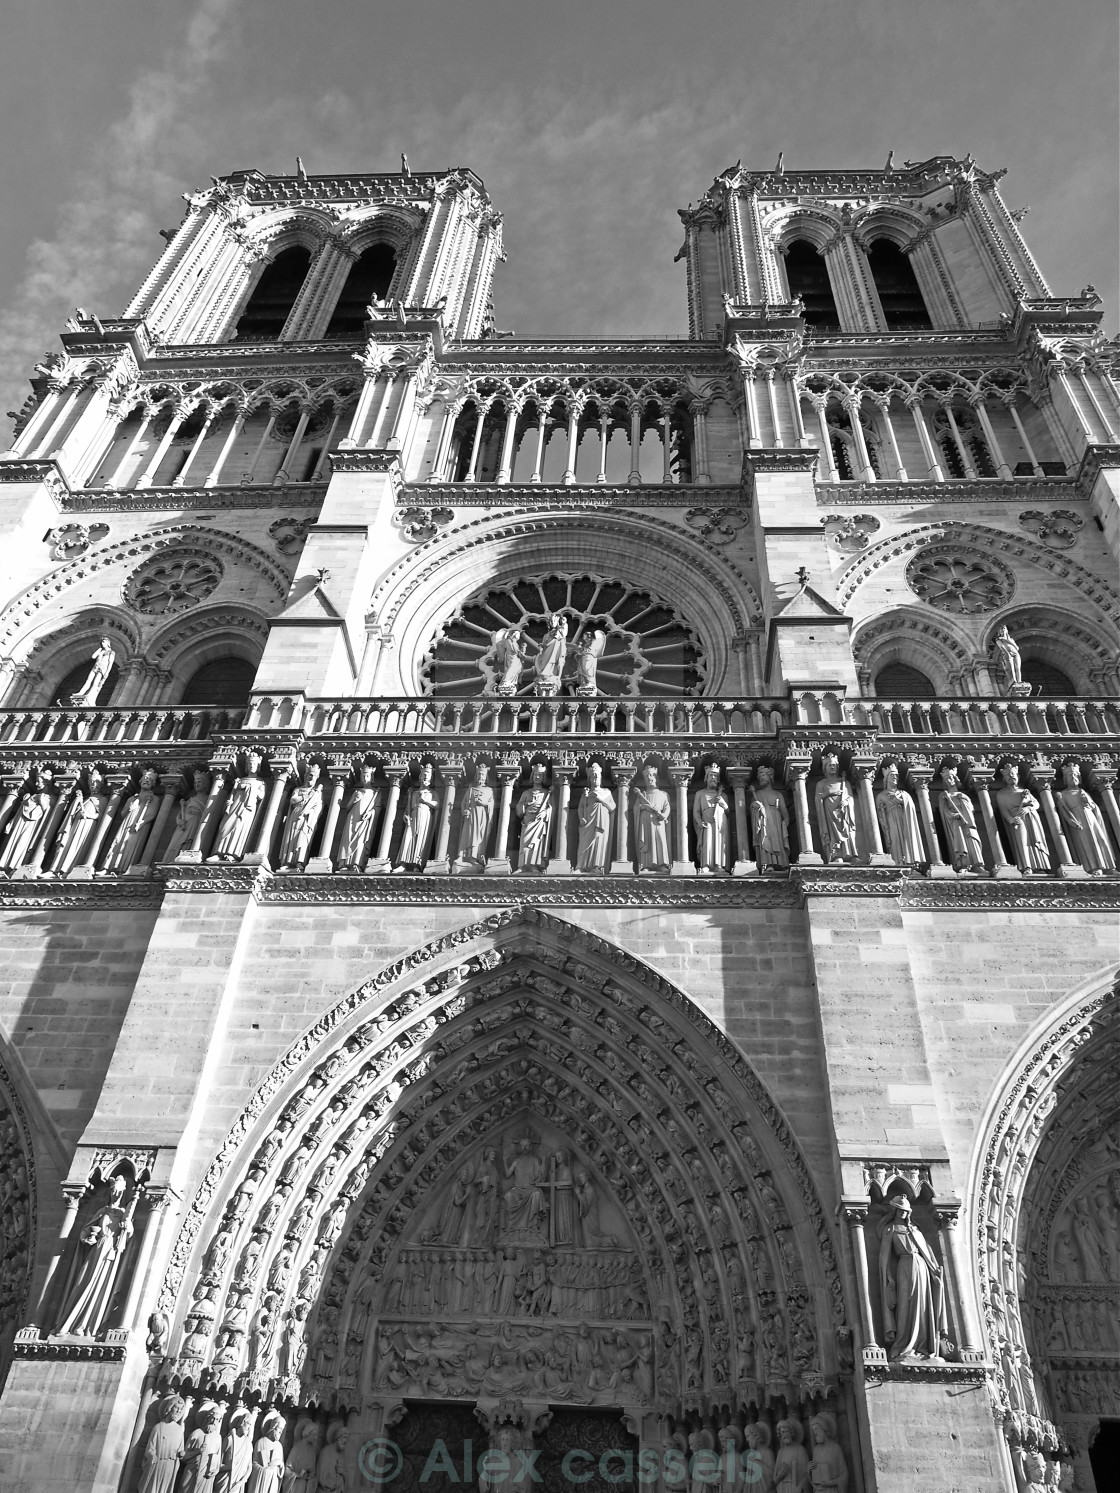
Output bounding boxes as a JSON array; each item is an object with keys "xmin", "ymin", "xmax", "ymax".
[
  {"xmin": 905, "ymin": 545, "xmax": 1014, "ymax": 615},
  {"xmin": 422, "ymin": 574, "xmax": 704, "ymax": 698},
  {"xmin": 123, "ymin": 550, "xmax": 223, "ymax": 615}
]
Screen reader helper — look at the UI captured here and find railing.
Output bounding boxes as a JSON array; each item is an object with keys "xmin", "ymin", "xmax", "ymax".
[
  {"xmin": 838, "ymin": 697, "xmax": 1120, "ymax": 739},
  {"xmin": 0, "ymin": 705, "xmax": 245, "ymax": 746}
]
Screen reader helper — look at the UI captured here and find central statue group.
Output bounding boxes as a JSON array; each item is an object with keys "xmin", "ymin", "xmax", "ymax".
[{"xmin": 492, "ymin": 613, "xmax": 606, "ymax": 698}]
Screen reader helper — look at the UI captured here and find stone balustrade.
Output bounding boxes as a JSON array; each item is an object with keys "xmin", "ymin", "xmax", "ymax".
[
  {"xmin": 839, "ymin": 696, "xmax": 1120, "ymax": 739},
  {"xmin": 0, "ymin": 704, "xmax": 244, "ymax": 746}
]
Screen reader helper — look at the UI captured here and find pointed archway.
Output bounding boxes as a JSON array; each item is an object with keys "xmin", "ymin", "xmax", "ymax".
[{"xmin": 151, "ymin": 910, "xmax": 854, "ymax": 1483}]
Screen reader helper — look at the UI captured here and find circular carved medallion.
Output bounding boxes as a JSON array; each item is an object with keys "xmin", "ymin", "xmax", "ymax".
[
  {"xmin": 123, "ymin": 549, "xmax": 223, "ymax": 615},
  {"xmin": 905, "ymin": 544, "xmax": 1014, "ymax": 615}
]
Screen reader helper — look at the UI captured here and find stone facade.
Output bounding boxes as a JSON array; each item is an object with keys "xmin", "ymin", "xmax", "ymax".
[{"xmin": 0, "ymin": 156, "xmax": 1116, "ymax": 1493}]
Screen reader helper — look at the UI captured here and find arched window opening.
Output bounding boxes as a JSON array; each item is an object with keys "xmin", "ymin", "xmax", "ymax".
[
  {"xmin": 784, "ymin": 240, "xmax": 840, "ymax": 330},
  {"xmin": 932, "ymin": 407, "xmax": 996, "ymax": 479},
  {"xmin": 325, "ymin": 243, "xmax": 398, "ymax": 337},
  {"xmin": 50, "ymin": 655, "xmax": 121, "ymax": 707},
  {"xmin": 867, "ymin": 239, "xmax": 933, "ymax": 329},
  {"xmin": 874, "ymin": 662, "xmax": 936, "ymax": 699},
  {"xmin": 180, "ymin": 656, "xmax": 258, "ymax": 707},
  {"xmin": 234, "ymin": 246, "xmax": 312, "ymax": 341},
  {"xmin": 1021, "ymin": 658, "xmax": 1075, "ymax": 697}
]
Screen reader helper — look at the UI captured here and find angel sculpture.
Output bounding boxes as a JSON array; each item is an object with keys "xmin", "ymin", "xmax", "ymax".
[{"xmin": 571, "ymin": 628, "xmax": 607, "ymax": 697}]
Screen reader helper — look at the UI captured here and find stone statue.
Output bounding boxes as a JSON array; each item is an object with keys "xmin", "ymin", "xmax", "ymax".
[
  {"xmin": 995, "ymin": 764, "xmax": 1051, "ymax": 874},
  {"xmin": 575, "ymin": 1167, "xmax": 614, "ymax": 1246},
  {"xmin": 633, "ymin": 764, "xmax": 671, "ymax": 873},
  {"xmin": 455, "ymin": 762, "xmax": 494, "ymax": 870},
  {"xmin": 751, "ymin": 765, "xmax": 790, "ymax": 872},
  {"xmin": 774, "ymin": 1419, "xmax": 809, "ymax": 1493},
  {"xmin": 335, "ymin": 764, "xmax": 380, "ymax": 872},
  {"xmin": 55, "ymin": 1173, "xmax": 134, "ymax": 1336},
  {"xmin": 492, "ymin": 627, "xmax": 531, "ymax": 696},
  {"xmin": 743, "ymin": 1423, "xmax": 776, "ymax": 1493},
  {"xmin": 436, "ymin": 1163, "xmax": 474, "ymax": 1243},
  {"xmin": 814, "ymin": 753, "xmax": 858, "ymax": 863},
  {"xmin": 215, "ymin": 1406, "xmax": 253, "ymax": 1493},
  {"xmin": 67, "ymin": 636, "xmax": 116, "ymax": 707},
  {"xmin": 693, "ymin": 764, "xmax": 731, "ymax": 873},
  {"xmin": 48, "ymin": 770, "xmax": 109, "ymax": 875},
  {"xmin": 807, "ymin": 1413, "xmax": 847, "ymax": 1491},
  {"xmin": 572, "ymin": 628, "xmax": 607, "ymax": 697},
  {"xmin": 99, "ymin": 768, "xmax": 160, "ymax": 874},
  {"xmin": 1056, "ymin": 763, "xmax": 1116, "ymax": 874},
  {"xmin": 179, "ymin": 1402, "xmax": 223, "ymax": 1493},
  {"xmin": 991, "ymin": 624, "xmax": 1023, "ymax": 691},
  {"xmin": 875, "ymin": 763, "xmax": 924, "ymax": 866},
  {"xmin": 316, "ymin": 1423, "xmax": 349, "ymax": 1493},
  {"xmin": 393, "ymin": 762, "xmax": 438, "ymax": 872},
  {"xmin": 515, "ymin": 764, "xmax": 552, "ymax": 871},
  {"xmin": 877, "ymin": 1194, "xmax": 947, "ymax": 1359},
  {"xmin": 245, "ymin": 1411, "xmax": 285, "ymax": 1493},
  {"xmin": 533, "ymin": 613, "xmax": 568, "ymax": 695},
  {"xmin": 550, "ymin": 1149, "xmax": 577, "ymax": 1245},
  {"xmin": 1, "ymin": 769, "xmax": 54, "ymax": 870},
  {"xmin": 502, "ymin": 1135, "xmax": 548, "ymax": 1237},
  {"xmin": 576, "ymin": 762, "xmax": 615, "ymax": 873},
  {"xmin": 210, "ymin": 752, "xmax": 265, "ymax": 862},
  {"xmin": 138, "ymin": 1393, "xmax": 186, "ymax": 1493},
  {"xmin": 277, "ymin": 763, "xmax": 323, "ymax": 871},
  {"xmin": 936, "ymin": 766, "xmax": 986, "ymax": 875},
  {"xmin": 165, "ymin": 770, "xmax": 211, "ymax": 861}
]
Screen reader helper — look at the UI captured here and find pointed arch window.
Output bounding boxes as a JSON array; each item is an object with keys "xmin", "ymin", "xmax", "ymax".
[
  {"xmin": 1021, "ymin": 658, "xmax": 1075, "ymax": 697},
  {"xmin": 325, "ymin": 243, "xmax": 398, "ymax": 338},
  {"xmin": 180, "ymin": 656, "xmax": 257, "ymax": 707},
  {"xmin": 784, "ymin": 240, "xmax": 840, "ymax": 330},
  {"xmin": 234, "ymin": 246, "xmax": 312, "ymax": 341},
  {"xmin": 874, "ymin": 662, "xmax": 936, "ymax": 699},
  {"xmin": 867, "ymin": 239, "xmax": 932, "ymax": 329}
]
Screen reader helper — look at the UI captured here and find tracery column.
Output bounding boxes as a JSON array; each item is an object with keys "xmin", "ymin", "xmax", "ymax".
[
  {"xmin": 274, "ymin": 408, "xmax": 311, "ymax": 483},
  {"xmin": 1005, "ymin": 398, "xmax": 1043, "ymax": 476},
  {"xmin": 691, "ymin": 403, "xmax": 711, "ymax": 482},
  {"xmin": 786, "ymin": 762, "xmax": 820, "ymax": 863},
  {"xmin": 842, "ymin": 1203, "xmax": 883, "ymax": 1360},
  {"xmin": 203, "ymin": 405, "xmax": 248, "ymax": 487},
  {"xmin": 562, "ymin": 404, "xmax": 580, "ymax": 485},
  {"xmin": 484, "ymin": 765, "xmax": 519, "ymax": 875},
  {"xmin": 845, "ymin": 395, "xmax": 876, "ymax": 481},
  {"xmin": 742, "ymin": 367, "xmax": 761, "ymax": 448},
  {"xmin": 786, "ymin": 375, "xmax": 808, "ymax": 446},
  {"xmin": 967, "ymin": 764, "xmax": 1016, "ymax": 876},
  {"xmin": 940, "ymin": 402, "xmax": 977, "ymax": 478},
  {"xmin": 1076, "ymin": 366, "xmax": 1119, "ymax": 441},
  {"xmin": 627, "ymin": 406, "xmax": 642, "ymax": 485},
  {"xmin": 245, "ymin": 412, "xmax": 278, "ymax": 483},
  {"xmin": 546, "ymin": 762, "xmax": 575, "ymax": 874},
  {"xmin": 668, "ymin": 765, "xmax": 696, "ymax": 876},
  {"xmin": 852, "ymin": 758, "xmax": 890, "ymax": 861},
  {"xmin": 134, "ymin": 407, "xmax": 186, "ymax": 488},
  {"xmin": 307, "ymin": 765, "xmax": 349, "ymax": 874},
  {"xmin": 248, "ymin": 761, "xmax": 292, "ymax": 866},
  {"xmin": 906, "ymin": 397, "xmax": 946, "ymax": 481},
  {"xmin": 809, "ymin": 397, "xmax": 838, "ymax": 481},
  {"xmin": 660, "ymin": 411, "xmax": 673, "ymax": 484},
  {"xmin": 970, "ymin": 396, "xmax": 1012, "ymax": 477},
  {"xmin": 102, "ymin": 407, "xmax": 154, "ymax": 489},
  {"xmin": 1028, "ymin": 763, "xmax": 1080, "ymax": 877},
  {"xmin": 609, "ymin": 764, "xmax": 635, "ymax": 874},
  {"xmin": 877, "ymin": 397, "xmax": 908, "ymax": 479},
  {"xmin": 596, "ymin": 410, "xmax": 610, "ymax": 485},
  {"xmin": 530, "ymin": 408, "xmax": 548, "ymax": 484},
  {"xmin": 764, "ymin": 369, "xmax": 782, "ymax": 446},
  {"xmin": 427, "ymin": 399, "xmax": 460, "ymax": 483},
  {"xmin": 496, "ymin": 405, "xmax": 519, "ymax": 485},
  {"xmin": 726, "ymin": 765, "xmax": 755, "ymax": 875},
  {"xmin": 906, "ymin": 763, "xmax": 950, "ymax": 876},
  {"xmin": 463, "ymin": 403, "xmax": 487, "ymax": 483},
  {"xmin": 172, "ymin": 407, "xmax": 217, "ymax": 488}
]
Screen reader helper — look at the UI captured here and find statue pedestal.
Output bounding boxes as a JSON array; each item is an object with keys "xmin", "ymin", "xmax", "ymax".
[
  {"xmin": 869, "ymin": 852, "xmax": 895, "ymax": 867},
  {"xmin": 1058, "ymin": 862, "xmax": 1089, "ymax": 878},
  {"xmin": 484, "ymin": 858, "xmax": 513, "ymax": 876},
  {"xmin": 305, "ymin": 857, "xmax": 334, "ymax": 875},
  {"xmin": 66, "ymin": 866, "xmax": 96, "ymax": 881},
  {"xmin": 425, "ymin": 858, "xmax": 451, "ymax": 875},
  {"xmin": 927, "ymin": 864, "xmax": 956, "ymax": 879},
  {"xmin": 993, "ymin": 865, "xmax": 1022, "ymax": 879},
  {"xmin": 364, "ymin": 859, "xmax": 392, "ymax": 874},
  {"xmin": 670, "ymin": 861, "xmax": 697, "ymax": 877},
  {"xmin": 545, "ymin": 858, "xmax": 572, "ymax": 874},
  {"xmin": 609, "ymin": 861, "xmax": 633, "ymax": 875},
  {"xmin": 732, "ymin": 859, "xmax": 758, "ymax": 876},
  {"xmin": 1007, "ymin": 682, "xmax": 1034, "ymax": 699}
]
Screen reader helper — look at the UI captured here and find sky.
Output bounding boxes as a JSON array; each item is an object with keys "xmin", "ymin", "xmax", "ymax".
[{"xmin": 1, "ymin": 0, "xmax": 1116, "ymax": 423}]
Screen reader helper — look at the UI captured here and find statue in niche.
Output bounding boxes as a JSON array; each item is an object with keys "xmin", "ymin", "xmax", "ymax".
[
  {"xmin": 807, "ymin": 1413, "xmax": 847, "ymax": 1492},
  {"xmin": 492, "ymin": 627, "xmax": 532, "ymax": 696},
  {"xmin": 694, "ymin": 764, "xmax": 731, "ymax": 873},
  {"xmin": 248, "ymin": 1292, "xmax": 281, "ymax": 1372},
  {"xmin": 633, "ymin": 764, "xmax": 671, "ymax": 873},
  {"xmin": 48, "ymin": 769, "xmax": 108, "ymax": 875},
  {"xmin": 393, "ymin": 762, "xmax": 438, "ymax": 872},
  {"xmin": 178, "ymin": 1401, "xmax": 223, "ymax": 1493},
  {"xmin": 1, "ymin": 768, "xmax": 53, "ymax": 870},
  {"xmin": 277, "ymin": 763, "xmax": 323, "ymax": 871},
  {"xmin": 994, "ymin": 763, "xmax": 1051, "ymax": 874},
  {"xmin": 936, "ymin": 765, "xmax": 986, "ymax": 875},
  {"xmin": 533, "ymin": 613, "xmax": 569, "ymax": 695},
  {"xmin": 245, "ymin": 1411, "xmax": 286, "ymax": 1493},
  {"xmin": 991, "ymin": 624, "xmax": 1023, "ymax": 692},
  {"xmin": 576, "ymin": 762, "xmax": 615, "ymax": 873},
  {"xmin": 814, "ymin": 753, "xmax": 858, "ymax": 863},
  {"xmin": 515, "ymin": 764, "xmax": 552, "ymax": 871},
  {"xmin": 875, "ymin": 762, "xmax": 924, "ymax": 866},
  {"xmin": 502, "ymin": 1134, "xmax": 548, "ymax": 1238},
  {"xmin": 67, "ymin": 636, "xmax": 116, "ymax": 707},
  {"xmin": 550, "ymin": 1149, "xmax": 577, "ymax": 1245},
  {"xmin": 437, "ymin": 1163, "xmax": 475, "ymax": 1243},
  {"xmin": 138, "ymin": 1392, "xmax": 186, "ymax": 1493},
  {"xmin": 209, "ymin": 752, "xmax": 265, "ymax": 862},
  {"xmin": 877, "ymin": 1194, "xmax": 947, "ymax": 1359},
  {"xmin": 55, "ymin": 1172, "xmax": 135, "ymax": 1336},
  {"xmin": 1056, "ymin": 762, "xmax": 1116, "ymax": 874},
  {"xmin": 571, "ymin": 628, "xmax": 607, "ymax": 697},
  {"xmin": 165, "ymin": 770, "xmax": 211, "ymax": 861},
  {"xmin": 99, "ymin": 768, "xmax": 160, "ymax": 874},
  {"xmin": 717, "ymin": 1424, "xmax": 743, "ymax": 1493},
  {"xmin": 773, "ymin": 1420, "xmax": 809, "ymax": 1493},
  {"xmin": 216, "ymin": 1406, "xmax": 253, "ymax": 1493},
  {"xmin": 335, "ymin": 764, "xmax": 380, "ymax": 871},
  {"xmin": 751, "ymin": 765, "xmax": 790, "ymax": 871},
  {"xmin": 743, "ymin": 1424, "xmax": 775, "ymax": 1493},
  {"xmin": 455, "ymin": 762, "xmax": 494, "ymax": 871}
]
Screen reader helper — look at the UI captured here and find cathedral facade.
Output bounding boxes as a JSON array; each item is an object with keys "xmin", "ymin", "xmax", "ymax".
[{"xmin": 0, "ymin": 155, "xmax": 1116, "ymax": 1493}]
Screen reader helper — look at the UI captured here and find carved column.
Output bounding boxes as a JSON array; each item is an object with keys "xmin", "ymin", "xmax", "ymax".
[
  {"xmin": 136, "ymin": 776, "xmax": 181, "ymax": 869},
  {"xmin": 906, "ymin": 763, "xmax": 951, "ymax": 877},
  {"xmin": 845, "ymin": 396, "xmax": 876, "ymax": 481},
  {"xmin": 203, "ymin": 405, "xmax": 249, "ymax": 486},
  {"xmin": 134, "ymin": 407, "xmax": 186, "ymax": 488},
  {"xmin": 244, "ymin": 412, "xmax": 278, "ymax": 483},
  {"xmin": 940, "ymin": 402, "xmax": 977, "ymax": 477},
  {"xmin": 463, "ymin": 404, "xmax": 487, "ymax": 483},
  {"xmin": 1028, "ymin": 763, "xmax": 1082, "ymax": 878},
  {"xmin": 546, "ymin": 761, "xmax": 575, "ymax": 875},
  {"xmin": 0, "ymin": 768, "xmax": 26, "ymax": 842},
  {"xmin": 811, "ymin": 399, "xmax": 837, "ymax": 481},
  {"xmin": 172, "ymin": 408, "xmax": 217, "ymax": 487},
  {"xmin": 851, "ymin": 758, "xmax": 892, "ymax": 864},
  {"xmin": 726, "ymin": 766, "xmax": 756, "ymax": 876},
  {"xmin": 274, "ymin": 409, "xmax": 311, "ymax": 484},
  {"xmin": 496, "ymin": 405, "xmax": 518, "ymax": 484},
  {"xmin": 970, "ymin": 396, "xmax": 1012, "ymax": 478},
  {"xmin": 596, "ymin": 410, "xmax": 610, "ymax": 484},
  {"xmin": 1004, "ymin": 399, "xmax": 1043, "ymax": 476},
  {"xmin": 934, "ymin": 1203, "xmax": 984, "ymax": 1363},
  {"xmin": 842, "ymin": 1203, "xmax": 883, "ymax": 1363},
  {"xmin": 484, "ymin": 765, "xmax": 519, "ymax": 875},
  {"xmin": 967, "ymin": 764, "xmax": 1018, "ymax": 877},
  {"xmin": 742, "ymin": 367, "xmax": 761, "ymax": 448},
  {"xmin": 906, "ymin": 397, "xmax": 946, "ymax": 481},
  {"xmin": 14, "ymin": 774, "xmax": 72, "ymax": 879},
  {"xmin": 692, "ymin": 402, "xmax": 712, "ymax": 481},
  {"xmin": 426, "ymin": 760, "xmax": 463, "ymax": 875},
  {"xmin": 1088, "ymin": 761, "xmax": 1120, "ymax": 851},
  {"xmin": 668, "ymin": 765, "xmax": 696, "ymax": 876},
  {"xmin": 119, "ymin": 1187, "xmax": 172, "ymax": 1331},
  {"xmin": 627, "ymin": 406, "xmax": 642, "ymax": 485},
  {"xmin": 245, "ymin": 760, "xmax": 292, "ymax": 867},
  {"xmin": 529, "ymin": 411, "xmax": 548, "ymax": 483},
  {"xmin": 878, "ymin": 398, "xmax": 908, "ymax": 479},
  {"xmin": 68, "ymin": 775, "xmax": 127, "ymax": 879},
  {"xmin": 785, "ymin": 375, "xmax": 808, "ymax": 446},
  {"xmin": 306, "ymin": 763, "xmax": 350, "ymax": 875},
  {"xmin": 609, "ymin": 764, "xmax": 635, "ymax": 874},
  {"xmin": 786, "ymin": 762, "xmax": 821, "ymax": 863},
  {"xmin": 103, "ymin": 408, "xmax": 154, "ymax": 488},
  {"xmin": 366, "ymin": 764, "xmax": 406, "ymax": 873}
]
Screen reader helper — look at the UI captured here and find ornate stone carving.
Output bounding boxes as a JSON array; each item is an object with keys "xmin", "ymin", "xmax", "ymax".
[
  {"xmin": 684, "ymin": 508, "xmax": 748, "ymax": 545},
  {"xmin": 392, "ymin": 762, "xmax": 438, "ymax": 872},
  {"xmin": 335, "ymin": 765, "xmax": 381, "ymax": 873},
  {"xmin": 876, "ymin": 1194, "xmax": 948, "ymax": 1360},
  {"xmin": 137, "ymin": 1391, "xmax": 187, "ymax": 1493},
  {"xmin": 123, "ymin": 549, "xmax": 223, "ymax": 615},
  {"xmin": 820, "ymin": 512, "xmax": 880, "ymax": 553},
  {"xmin": 1055, "ymin": 762, "xmax": 1116, "ymax": 874},
  {"xmin": 276, "ymin": 764, "xmax": 323, "ymax": 872},
  {"xmin": 164, "ymin": 770, "xmax": 212, "ymax": 862},
  {"xmin": 0, "ymin": 769, "xmax": 55, "ymax": 871},
  {"xmin": 208, "ymin": 753, "xmax": 265, "ymax": 862},
  {"xmin": 990, "ymin": 623, "xmax": 1025, "ymax": 695},
  {"xmin": 515, "ymin": 766, "xmax": 552, "ymax": 872},
  {"xmin": 995, "ymin": 763, "xmax": 1051, "ymax": 874},
  {"xmin": 454, "ymin": 763, "xmax": 494, "ymax": 872},
  {"xmin": 936, "ymin": 765, "xmax": 986, "ymax": 875},
  {"xmin": 533, "ymin": 614, "xmax": 569, "ymax": 697},
  {"xmin": 575, "ymin": 762, "xmax": 614, "ymax": 873},
  {"xmin": 633, "ymin": 765, "xmax": 671, "ymax": 874},
  {"xmin": 1018, "ymin": 508, "xmax": 1084, "ymax": 549},
  {"xmin": 45, "ymin": 522, "xmax": 109, "ymax": 562},
  {"xmin": 397, "ymin": 506, "xmax": 454, "ymax": 543},
  {"xmin": 267, "ymin": 517, "xmax": 313, "ymax": 556},
  {"xmin": 54, "ymin": 1173, "xmax": 136, "ymax": 1337},
  {"xmin": 750, "ymin": 765, "xmax": 790, "ymax": 872},
  {"xmin": 905, "ymin": 544, "xmax": 1014, "ymax": 614},
  {"xmin": 693, "ymin": 764, "xmax": 731, "ymax": 874},
  {"xmin": 99, "ymin": 769, "xmax": 160, "ymax": 875}
]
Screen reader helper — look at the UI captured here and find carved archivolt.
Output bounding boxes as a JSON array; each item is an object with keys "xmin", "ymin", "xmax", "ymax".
[
  {"xmin": 0, "ymin": 1062, "xmax": 36, "ymax": 1394},
  {"xmin": 158, "ymin": 910, "xmax": 845, "ymax": 1418},
  {"xmin": 851, "ymin": 606, "xmax": 975, "ymax": 693}
]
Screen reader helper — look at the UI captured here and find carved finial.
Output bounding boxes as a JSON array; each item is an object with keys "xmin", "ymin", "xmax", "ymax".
[
  {"xmin": 1010, "ymin": 205, "xmax": 1030, "ymax": 223},
  {"xmin": 796, "ymin": 565, "xmax": 811, "ymax": 588},
  {"xmin": 884, "ymin": 149, "xmax": 894, "ymax": 171},
  {"xmin": 158, "ymin": 228, "xmax": 175, "ymax": 243},
  {"xmin": 401, "ymin": 153, "xmax": 410, "ymax": 176},
  {"xmin": 296, "ymin": 156, "xmax": 307, "ymax": 181},
  {"xmin": 775, "ymin": 151, "xmax": 784, "ymax": 174}
]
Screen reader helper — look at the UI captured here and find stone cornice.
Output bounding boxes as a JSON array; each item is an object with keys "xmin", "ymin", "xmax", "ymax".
[
  {"xmin": 403, "ymin": 482, "xmax": 745, "ymax": 509},
  {"xmin": 60, "ymin": 483, "xmax": 325, "ymax": 514},
  {"xmin": 328, "ymin": 449, "xmax": 403, "ymax": 480},
  {"xmin": 1076, "ymin": 443, "xmax": 1120, "ymax": 491},
  {"xmin": 0, "ymin": 457, "xmax": 70, "ymax": 498},
  {"xmin": 816, "ymin": 477, "xmax": 1079, "ymax": 505},
  {"xmin": 744, "ymin": 448, "xmax": 820, "ymax": 476}
]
